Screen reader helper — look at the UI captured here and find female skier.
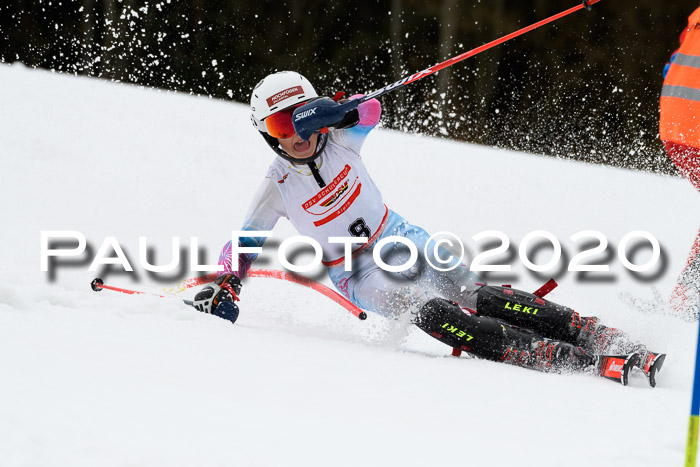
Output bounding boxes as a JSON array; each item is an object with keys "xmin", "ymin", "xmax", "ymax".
[{"xmin": 193, "ymin": 71, "xmax": 664, "ymax": 385}]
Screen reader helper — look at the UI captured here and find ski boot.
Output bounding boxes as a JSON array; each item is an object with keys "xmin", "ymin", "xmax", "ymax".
[
  {"xmin": 594, "ymin": 353, "xmax": 639, "ymax": 386},
  {"xmin": 570, "ymin": 313, "xmax": 666, "ymax": 387},
  {"xmin": 501, "ymin": 336, "xmax": 596, "ymax": 374}
]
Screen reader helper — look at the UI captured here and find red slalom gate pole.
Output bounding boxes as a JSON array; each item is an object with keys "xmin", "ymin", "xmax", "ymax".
[
  {"xmin": 179, "ymin": 269, "xmax": 367, "ymax": 320},
  {"xmin": 248, "ymin": 269, "xmax": 367, "ymax": 320},
  {"xmin": 361, "ymin": 0, "xmax": 602, "ymax": 103}
]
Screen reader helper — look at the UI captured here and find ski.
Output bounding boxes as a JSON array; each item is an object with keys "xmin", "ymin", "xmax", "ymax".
[
  {"xmin": 595, "ymin": 353, "xmax": 639, "ymax": 386},
  {"xmin": 638, "ymin": 352, "xmax": 667, "ymax": 388}
]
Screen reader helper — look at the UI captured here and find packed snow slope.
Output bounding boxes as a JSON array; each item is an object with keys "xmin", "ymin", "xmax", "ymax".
[{"xmin": 1, "ymin": 63, "xmax": 700, "ymax": 467}]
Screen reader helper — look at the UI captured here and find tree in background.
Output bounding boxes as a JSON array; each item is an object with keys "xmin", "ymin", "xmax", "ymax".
[{"xmin": 0, "ymin": 0, "xmax": 695, "ymax": 174}]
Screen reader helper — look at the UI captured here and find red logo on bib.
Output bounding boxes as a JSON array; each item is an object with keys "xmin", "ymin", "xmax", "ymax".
[{"xmin": 301, "ymin": 164, "xmax": 361, "ymax": 227}]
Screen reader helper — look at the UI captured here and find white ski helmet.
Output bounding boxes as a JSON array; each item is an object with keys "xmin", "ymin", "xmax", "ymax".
[
  {"xmin": 251, "ymin": 71, "xmax": 317, "ymax": 126},
  {"xmin": 250, "ymin": 71, "xmax": 327, "ymax": 163}
]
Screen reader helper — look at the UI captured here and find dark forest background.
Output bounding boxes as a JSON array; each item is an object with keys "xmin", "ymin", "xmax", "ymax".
[{"xmin": 1, "ymin": 0, "xmax": 697, "ymax": 174}]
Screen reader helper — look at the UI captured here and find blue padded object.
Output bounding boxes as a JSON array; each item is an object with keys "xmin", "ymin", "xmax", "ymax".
[
  {"xmin": 293, "ymin": 98, "xmax": 360, "ymax": 141},
  {"xmin": 213, "ymin": 300, "xmax": 240, "ymax": 324}
]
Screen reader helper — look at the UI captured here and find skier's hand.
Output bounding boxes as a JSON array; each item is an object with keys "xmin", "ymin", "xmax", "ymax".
[
  {"xmin": 192, "ymin": 274, "xmax": 241, "ymax": 324},
  {"xmin": 292, "ymin": 97, "xmax": 360, "ymax": 141}
]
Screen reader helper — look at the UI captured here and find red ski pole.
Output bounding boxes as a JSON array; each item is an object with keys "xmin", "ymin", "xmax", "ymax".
[
  {"xmin": 361, "ymin": 0, "xmax": 602, "ymax": 103},
  {"xmin": 90, "ymin": 269, "xmax": 367, "ymax": 320},
  {"xmin": 91, "ymin": 278, "xmax": 165, "ymax": 298}
]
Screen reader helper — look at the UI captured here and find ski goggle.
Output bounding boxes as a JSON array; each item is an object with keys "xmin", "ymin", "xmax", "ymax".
[{"xmin": 265, "ymin": 107, "xmax": 297, "ymax": 139}]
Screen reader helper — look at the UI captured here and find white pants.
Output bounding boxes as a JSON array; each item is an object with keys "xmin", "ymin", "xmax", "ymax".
[{"xmin": 328, "ymin": 210, "xmax": 482, "ymax": 318}]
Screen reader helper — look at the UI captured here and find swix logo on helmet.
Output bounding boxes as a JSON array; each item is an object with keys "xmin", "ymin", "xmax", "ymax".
[
  {"xmin": 294, "ymin": 107, "xmax": 316, "ymax": 121},
  {"xmin": 266, "ymin": 86, "xmax": 303, "ymax": 107}
]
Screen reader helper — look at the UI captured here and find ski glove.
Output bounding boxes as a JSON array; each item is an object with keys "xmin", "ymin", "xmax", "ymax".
[
  {"xmin": 292, "ymin": 97, "xmax": 360, "ymax": 141},
  {"xmin": 192, "ymin": 274, "xmax": 241, "ymax": 324}
]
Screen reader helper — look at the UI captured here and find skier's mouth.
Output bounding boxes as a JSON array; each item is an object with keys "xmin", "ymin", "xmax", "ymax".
[{"xmin": 293, "ymin": 140, "xmax": 310, "ymax": 153}]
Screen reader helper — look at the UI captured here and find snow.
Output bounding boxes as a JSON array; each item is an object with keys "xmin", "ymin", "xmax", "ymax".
[{"xmin": 1, "ymin": 62, "xmax": 699, "ymax": 466}]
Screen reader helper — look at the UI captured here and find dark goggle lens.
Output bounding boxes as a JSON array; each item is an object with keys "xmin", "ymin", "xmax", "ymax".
[{"xmin": 265, "ymin": 108, "xmax": 296, "ymax": 139}]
